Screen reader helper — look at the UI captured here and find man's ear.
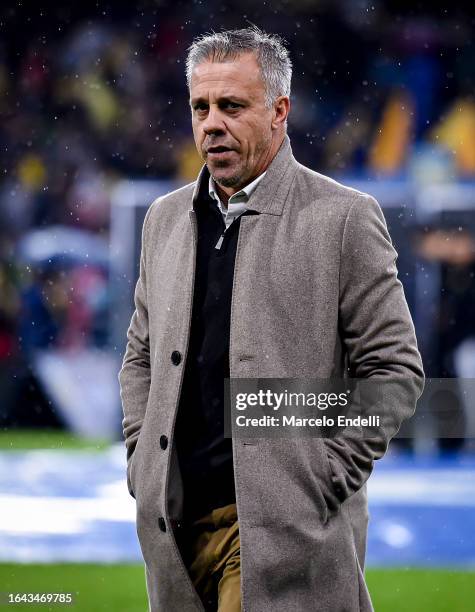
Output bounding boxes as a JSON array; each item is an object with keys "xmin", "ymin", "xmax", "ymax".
[{"xmin": 271, "ymin": 96, "xmax": 290, "ymax": 130}]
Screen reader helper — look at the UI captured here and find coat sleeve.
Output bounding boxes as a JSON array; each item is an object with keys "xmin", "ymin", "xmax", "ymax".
[
  {"xmin": 118, "ymin": 202, "xmax": 155, "ymax": 499},
  {"xmin": 321, "ymin": 192, "xmax": 425, "ymax": 514}
]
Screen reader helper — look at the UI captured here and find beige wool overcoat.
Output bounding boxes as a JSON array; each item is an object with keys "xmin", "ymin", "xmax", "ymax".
[{"xmin": 119, "ymin": 134, "xmax": 424, "ymax": 611}]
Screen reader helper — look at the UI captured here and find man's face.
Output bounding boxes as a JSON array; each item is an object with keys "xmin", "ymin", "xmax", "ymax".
[{"xmin": 190, "ymin": 52, "xmax": 276, "ymax": 190}]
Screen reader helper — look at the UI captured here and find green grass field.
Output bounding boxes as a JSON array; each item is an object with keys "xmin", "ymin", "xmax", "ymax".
[
  {"xmin": 0, "ymin": 428, "xmax": 112, "ymax": 451},
  {"xmin": 0, "ymin": 564, "xmax": 473, "ymax": 611}
]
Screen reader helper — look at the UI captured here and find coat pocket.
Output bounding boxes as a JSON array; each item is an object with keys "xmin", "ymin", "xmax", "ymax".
[
  {"xmin": 127, "ymin": 451, "xmax": 138, "ymax": 499},
  {"xmin": 126, "ymin": 429, "xmax": 144, "ymax": 499},
  {"xmin": 236, "ymin": 438, "xmax": 333, "ymax": 527},
  {"xmin": 126, "ymin": 455, "xmax": 135, "ymax": 499}
]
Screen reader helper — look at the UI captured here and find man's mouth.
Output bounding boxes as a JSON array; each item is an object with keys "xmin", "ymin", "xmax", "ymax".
[{"xmin": 207, "ymin": 146, "xmax": 235, "ymax": 156}]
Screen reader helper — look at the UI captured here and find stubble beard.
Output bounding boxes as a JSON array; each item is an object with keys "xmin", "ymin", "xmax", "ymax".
[
  {"xmin": 212, "ymin": 172, "xmax": 244, "ymax": 188},
  {"xmin": 208, "ymin": 160, "xmax": 244, "ymax": 188}
]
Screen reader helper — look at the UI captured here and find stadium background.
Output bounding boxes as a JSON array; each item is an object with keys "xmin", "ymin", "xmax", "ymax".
[{"xmin": 0, "ymin": 1, "xmax": 474, "ymax": 610}]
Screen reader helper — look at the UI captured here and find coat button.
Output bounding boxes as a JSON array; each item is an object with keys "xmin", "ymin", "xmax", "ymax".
[
  {"xmin": 171, "ymin": 351, "xmax": 182, "ymax": 365},
  {"xmin": 159, "ymin": 435, "xmax": 168, "ymax": 450},
  {"xmin": 158, "ymin": 517, "xmax": 167, "ymax": 532}
]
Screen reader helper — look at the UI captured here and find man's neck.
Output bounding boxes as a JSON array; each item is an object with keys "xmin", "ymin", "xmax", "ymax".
[{"xmin": 213, "ymin": 170, "xmax": 262, "ymax": 209}]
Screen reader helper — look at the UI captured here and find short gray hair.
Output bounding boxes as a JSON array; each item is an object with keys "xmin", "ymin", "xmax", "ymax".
[{"xmin": 185, "ymin": 25, "xmax": 292, "ymax": 109}]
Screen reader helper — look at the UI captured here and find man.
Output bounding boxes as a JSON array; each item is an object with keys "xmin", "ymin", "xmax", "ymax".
[{"xmin": 119, "ymin": 26, "xmax": 424, "ymax": 612}]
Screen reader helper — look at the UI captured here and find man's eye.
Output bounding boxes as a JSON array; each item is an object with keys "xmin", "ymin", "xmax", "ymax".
[
  {"xmin": 225, "ymin": 102, "xmax": 240, "ymax": 109},
  {"xmin": 194, "ymin": 104, "xmax": 207, "ymax": 111}
]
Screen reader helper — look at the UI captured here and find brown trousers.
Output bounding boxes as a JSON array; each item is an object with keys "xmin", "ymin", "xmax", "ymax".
[{"xmin": 183, "ymin": 503, "xmax": 241, "ymax": 612}]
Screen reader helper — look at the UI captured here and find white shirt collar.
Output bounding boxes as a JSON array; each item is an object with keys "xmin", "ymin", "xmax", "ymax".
[{"xmin": 208, "ymin": 170, "xmax": 267, "ymax": 208}]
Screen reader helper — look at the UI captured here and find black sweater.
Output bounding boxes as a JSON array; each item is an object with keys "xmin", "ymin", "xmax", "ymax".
[{"xmin": 174, "ymin": 177, "xmax": 248, "ymax": 524}]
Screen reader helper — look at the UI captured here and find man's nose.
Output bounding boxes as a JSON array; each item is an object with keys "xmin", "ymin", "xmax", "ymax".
[{"xmin": 202, "ymin": 106, "xmax": 226, "ymax": 135}]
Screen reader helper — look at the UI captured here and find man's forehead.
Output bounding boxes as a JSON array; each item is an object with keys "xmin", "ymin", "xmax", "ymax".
[
  {"xmin": 190, "ymin": 88, "xmax": 251, "ymax": 103},
  {"xmin": 190, "ymin": 56, "xmax": 262, "ymax": 87}
]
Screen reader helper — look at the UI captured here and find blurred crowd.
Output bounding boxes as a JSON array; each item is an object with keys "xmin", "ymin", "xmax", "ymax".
[{"xmin": 0, "ymin": 1, "xmax": 474, "ymax": 441}]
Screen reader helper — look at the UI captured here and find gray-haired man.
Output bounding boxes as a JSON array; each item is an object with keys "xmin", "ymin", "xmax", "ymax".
[{"xmin": 119, "ymin": 26, "xmax": 424, "ymax": 612}]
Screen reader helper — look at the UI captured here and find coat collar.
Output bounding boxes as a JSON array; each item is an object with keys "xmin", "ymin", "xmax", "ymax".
[{"xmin": 190, "ymin": 133, "xmax": 299, "ymax": 216}]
